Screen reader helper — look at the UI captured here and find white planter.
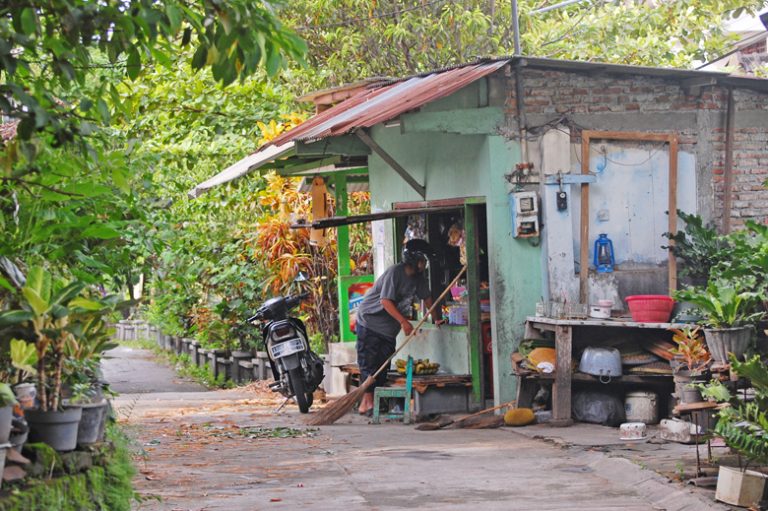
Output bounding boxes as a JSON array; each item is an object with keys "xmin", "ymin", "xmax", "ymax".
[
  {"xmin": 716, "ymin": 465, "xmax": 768, "ymax": 508},
  {"xmin": 704, "ymin": 327, "xmax": 753, "ymax": 363}
]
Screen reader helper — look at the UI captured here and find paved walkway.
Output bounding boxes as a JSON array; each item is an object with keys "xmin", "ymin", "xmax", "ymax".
[{"xmin": 103, "ymin": 346, "xmax": 727, "ymax": 511}]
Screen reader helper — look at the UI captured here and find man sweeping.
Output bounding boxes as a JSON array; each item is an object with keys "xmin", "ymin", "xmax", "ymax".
[{"xmin": 355, "ymin": 239, "xmax": 443, "ymax": 416}]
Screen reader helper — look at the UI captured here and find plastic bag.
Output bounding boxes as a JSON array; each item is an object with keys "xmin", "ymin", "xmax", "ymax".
[{"xmin": 572, "ymin": 390, "xmax": 626, "ymax": 426}]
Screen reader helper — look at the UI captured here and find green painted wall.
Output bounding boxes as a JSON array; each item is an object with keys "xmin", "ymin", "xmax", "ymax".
[{"xmin": 366, "ymin": 102, "xmax": 542, "ymax": 405}]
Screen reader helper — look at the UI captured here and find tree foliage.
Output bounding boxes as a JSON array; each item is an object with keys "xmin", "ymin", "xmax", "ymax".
[
  {"xmin": 1, "ymin": 0, "xmax": 305, "ymax": 146},
  {"xmin": 283, "ymin": 0, "xmax": 766, "ymax": 90}
]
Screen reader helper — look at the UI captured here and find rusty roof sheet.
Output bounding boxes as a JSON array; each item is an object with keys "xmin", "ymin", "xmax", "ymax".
[{"xmin": 267, "ymin": 59, "xmax": 509, "ymax": 147}]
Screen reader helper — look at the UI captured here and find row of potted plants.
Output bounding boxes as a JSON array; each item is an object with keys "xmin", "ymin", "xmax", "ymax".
[
  {"xmin": 665, "ymin": 215, "xmax": 768, "ymax": 507},
  {"xmin": 145, "ymin": 325, "xmax": 272, "ymax": 385},
  {"xmin": 0, "ymin": 266, "xmax": 121, "ymax": 454}
]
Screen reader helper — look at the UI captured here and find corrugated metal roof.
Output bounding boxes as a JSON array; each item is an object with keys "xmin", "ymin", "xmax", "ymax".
[
  {"xmin": 266, "ymin": 59, "xmax": 509, "ymax": 147},
  {"xmin": 191, "ymin": 56, "xmax": 768, "ymax": 197}
]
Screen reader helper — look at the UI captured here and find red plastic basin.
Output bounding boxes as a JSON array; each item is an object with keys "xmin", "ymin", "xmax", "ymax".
[{"xmin": 625, "ymin": 295, "xmax": 675, "ymax": 323}]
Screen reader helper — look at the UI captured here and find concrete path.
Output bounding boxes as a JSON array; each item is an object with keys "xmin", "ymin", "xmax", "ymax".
[
  {"xmin": 103, "ymin": 345, "xmax": 206, "ymax": 394},
  {"xmin": 104, "ymin": 347, "xmax": 727, "ymax": 511}
]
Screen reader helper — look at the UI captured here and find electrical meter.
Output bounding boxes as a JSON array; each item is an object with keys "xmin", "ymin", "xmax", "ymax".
[{"xmin": 509, "ymin": 191, "xmax": 540, "ymax": 238}]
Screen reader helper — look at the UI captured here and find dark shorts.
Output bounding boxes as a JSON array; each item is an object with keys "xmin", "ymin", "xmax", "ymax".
[{"xmin": 356, "ymin": 324, "xmax": 396, "ymax": 392}]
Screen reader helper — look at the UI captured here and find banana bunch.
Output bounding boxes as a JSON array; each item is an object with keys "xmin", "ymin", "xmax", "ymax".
[{"xmin": 395, "ymin": 358, "xmax": 440, "ymax": 375}]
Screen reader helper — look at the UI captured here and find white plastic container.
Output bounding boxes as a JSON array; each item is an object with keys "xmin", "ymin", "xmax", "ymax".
[
  {"xmin": 716, "ymin": 466, "xmax": 768, "ymax": 508},
  {"xmin": 624, "ymin": 391, "xmax": 659, "ymax": 424},
  {"xmin": 619, "ymin": 422, "xmax": 647, "ymax": 440},
  {"xmin": 589, "ymin": 305, "xmax": 611, "ymax": 319}
]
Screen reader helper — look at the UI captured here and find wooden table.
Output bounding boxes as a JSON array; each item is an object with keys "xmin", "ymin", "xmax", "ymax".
[{"xmin": 524, "ymin": 316, "xmax": 686, "ymax": 427}]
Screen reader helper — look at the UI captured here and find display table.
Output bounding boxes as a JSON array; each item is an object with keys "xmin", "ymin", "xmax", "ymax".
[{"xmin": 523, "ymin": 316, "xmax": 686, "ymax": 426}]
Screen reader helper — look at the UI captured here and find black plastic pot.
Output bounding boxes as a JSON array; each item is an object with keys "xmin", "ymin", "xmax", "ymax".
[
  {"xmin": 673, "ymin": 370, "xmax": 707, "ymax": 404},
  {"xmin": 77, "ymin": 400, "xmax": 108, "ymax": 446},
  {"xmin": 26, "ymin": 407, "xmax": 83, "ymax": 451}
]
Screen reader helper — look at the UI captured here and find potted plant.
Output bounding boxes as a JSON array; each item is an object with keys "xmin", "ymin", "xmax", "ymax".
[
  {"xmin": 64, "ymin": 293, "xmax": 124, "ymax": 446},
  {"xmin": 675, "ymin": 280, "xmax": 764, "ymax": 363},
  {"xmin": 8, "ymin": 338, "xmax": 38, "ymax": 452},
  {"xmin": 669, "ymin": 326, "xmax": 711, "ymax": 404},
  {"xmin": 0, "ymin": 383, "xmax": 18, "ymax": 444},
  {"xmin": 9, "ymin": 338, "xmax": 37, "ymax": 408},
  {"xmin": 0, "ymin": 267, "xmax": 87, "ymax": 451},
  {"xmin": 704, "ymin": 355, "xmax": 768, "ymax": 507}
]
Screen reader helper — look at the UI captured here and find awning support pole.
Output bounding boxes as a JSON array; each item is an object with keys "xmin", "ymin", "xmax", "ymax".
[{"xmin": 355, "ymin": 129, "xmax": 426, "ymax": 198}]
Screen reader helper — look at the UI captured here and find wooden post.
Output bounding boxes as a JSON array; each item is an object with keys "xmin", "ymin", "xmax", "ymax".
[
  {"xmin": 668, "ymin": 136, "xmax": 679, "ymax": 294},
  {"xmin": 578, "ymin": 130, "xmax": 679, "ymax": 299},
  {"xmin": 552, "ymin": 325, "xmax": 573, "ymax": 426},
  {"xmin": 335, "ymin": 174, "xmax": 351, "ymax": 342},
  {"xmin": 722, "ymin": 88, "xmax": 735, "ymax": 234},
  {"xmin": 465, "ymin": 203, "xmax": 484, "ymax": 405},
  {"xmin": 579, "ymin": 132, "xmax": 591, "ymax": 303}
]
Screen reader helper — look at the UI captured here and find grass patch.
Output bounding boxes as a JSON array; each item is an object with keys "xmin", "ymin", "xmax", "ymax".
[
  {"xmin": 171, "ymin": 353, "xmax": 235, "ymax": 389},
  {"xmin": 118, "ymin": 338, "xmax": 159, "ymax": 351}
]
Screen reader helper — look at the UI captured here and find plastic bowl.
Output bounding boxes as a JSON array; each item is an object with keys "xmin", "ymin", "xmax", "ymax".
[{"xmin": 625, "ymin": 295, "xmax": 675, "ymax": 323}]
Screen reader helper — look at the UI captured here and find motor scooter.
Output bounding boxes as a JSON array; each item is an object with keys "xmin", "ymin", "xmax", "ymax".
[{"xmin": 247, "ymin": 292, "xmax": 324, "ymax": 413}]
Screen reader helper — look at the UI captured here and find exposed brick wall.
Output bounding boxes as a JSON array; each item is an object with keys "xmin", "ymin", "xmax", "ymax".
[{"xmin": 506, "ymin": 69, "xmax": 768, "ymax": 229}]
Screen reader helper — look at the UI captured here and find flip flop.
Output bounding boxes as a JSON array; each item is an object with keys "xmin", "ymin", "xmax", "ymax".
[{"xmin": 358, "ymin": 409, "xmax": 373, "ymax": 417}]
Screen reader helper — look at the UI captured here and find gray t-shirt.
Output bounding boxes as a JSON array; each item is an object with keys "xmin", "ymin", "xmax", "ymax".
[{"xmin": 357, "ymin": 263, "xmax": 430, "ymax": 338}]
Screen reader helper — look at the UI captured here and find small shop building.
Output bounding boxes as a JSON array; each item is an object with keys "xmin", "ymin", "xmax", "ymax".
[{"xmin": 192, "ymin": 57, "xmax": 768, "ymax": 418}]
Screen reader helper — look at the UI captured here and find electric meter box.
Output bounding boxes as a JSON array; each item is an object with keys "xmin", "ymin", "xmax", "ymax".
[{"xmin": 509, "ymin": 191, "xmax": 540, "ymax": 238}]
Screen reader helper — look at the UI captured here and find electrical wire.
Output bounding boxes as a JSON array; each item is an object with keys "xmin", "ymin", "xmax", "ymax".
[{"xmin": 592, "ymin": 144, "xmax": 666, "ymax": 167}]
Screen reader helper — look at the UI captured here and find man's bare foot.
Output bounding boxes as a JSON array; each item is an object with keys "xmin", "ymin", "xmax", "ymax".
[{"xmin": 358, "ymin": 392, "xmax": 374, "ymax": 415}]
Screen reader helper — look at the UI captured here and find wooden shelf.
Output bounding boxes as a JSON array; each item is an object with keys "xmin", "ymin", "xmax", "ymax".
[
  {"xmin": 526, "ymin": 316, "xmax": 688, "ymax": 330},
  {"xmin": 519, "ymin": 371, "xmax": 672, "ymax": 384}
]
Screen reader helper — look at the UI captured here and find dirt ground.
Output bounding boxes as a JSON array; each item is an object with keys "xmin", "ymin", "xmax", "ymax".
[{"xmin": 105, "ymin": 346, "xmax": 729, "ymax": 511}]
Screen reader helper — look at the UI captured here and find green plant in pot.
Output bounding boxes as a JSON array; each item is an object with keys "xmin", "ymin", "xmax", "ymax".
[
  {"xmin": 63, "ymin": 294, "xmax": 124, "ymax": 446},
  {"xmin": 669, "ymin": 326, "xmax": 711, "ymax": 404},
  {"xmin": 702, "ymin": 355, "xmax": 768, "ymax": 507},
  {"xmin": 0, "ymin": 267, "xmax": 87, "ymax": 451},
  {"xmin": 675, "ymin": 280, "xmax": 764, "ymax": 364},
  {"xmin": 9, "ymin": 338, "xmax": 38, "ymax": 410}
]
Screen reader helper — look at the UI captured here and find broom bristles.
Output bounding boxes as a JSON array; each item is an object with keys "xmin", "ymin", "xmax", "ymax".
[{"xmin": 305, "ymin": 376, "xmax": 374, "ymax": 426}]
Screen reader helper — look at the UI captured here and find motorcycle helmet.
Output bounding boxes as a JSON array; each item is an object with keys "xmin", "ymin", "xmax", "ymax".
[{"xmin": 402, "ymin": 239, "xmax": 435, "ymax": 267}]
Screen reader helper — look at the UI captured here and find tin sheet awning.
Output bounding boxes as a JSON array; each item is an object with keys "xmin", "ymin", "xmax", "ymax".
[
  {"xmin": 266, "ymin": 59, "xmax": 508, "ymax": 146},
  {"xmin": 189, "ymin": 59, "xmax": 509, "ymax": 198},
  {"xmin": 189, "ymin": 142, "xmax": 295, "ymax": 198}
]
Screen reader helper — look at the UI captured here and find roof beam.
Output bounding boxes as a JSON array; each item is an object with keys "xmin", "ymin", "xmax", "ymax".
[
  {"xmin": 277, "ymin": 156, "xmax": 342, "ymax": 175},
  {"xmin": 401, "ymin": 107, "xmax": 504, "ymax": 135},
  {"xmin": 294, "ymin": 135, "xmax": 371, "ymax": 157},
  {"xmin": 355, "ymin": 129, "xmax": 426, "ymax": 198}
]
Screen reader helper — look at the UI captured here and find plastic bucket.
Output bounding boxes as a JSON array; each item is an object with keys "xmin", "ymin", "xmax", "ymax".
[{"xmin": 624, "ymin": 391, "xmax": 659, "ymax": 424}]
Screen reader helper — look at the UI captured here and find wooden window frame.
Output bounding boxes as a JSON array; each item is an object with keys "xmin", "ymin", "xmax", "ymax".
[{"xmin": 578, "ymin": 130, "xmax": 679, "ymax": 302}]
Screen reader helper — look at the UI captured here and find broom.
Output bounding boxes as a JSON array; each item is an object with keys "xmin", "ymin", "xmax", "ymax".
[{"xmin": 306, "ymin": 265, "xmax": 468, "ymax": 426}]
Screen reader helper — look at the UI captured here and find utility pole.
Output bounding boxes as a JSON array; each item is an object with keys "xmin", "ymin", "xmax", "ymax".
[{"xmin": 511, "ymin": 0, "xmax": 521, "ymax": 55}]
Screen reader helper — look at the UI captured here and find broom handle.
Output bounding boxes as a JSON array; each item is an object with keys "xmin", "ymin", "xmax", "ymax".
[
  {"xmin": 370, "ymin": 265, "xmax": 468, "ymax": 381},
  {"xmin": 452, "ymin": 400, "xmax": 516, "ymax": 425}
]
